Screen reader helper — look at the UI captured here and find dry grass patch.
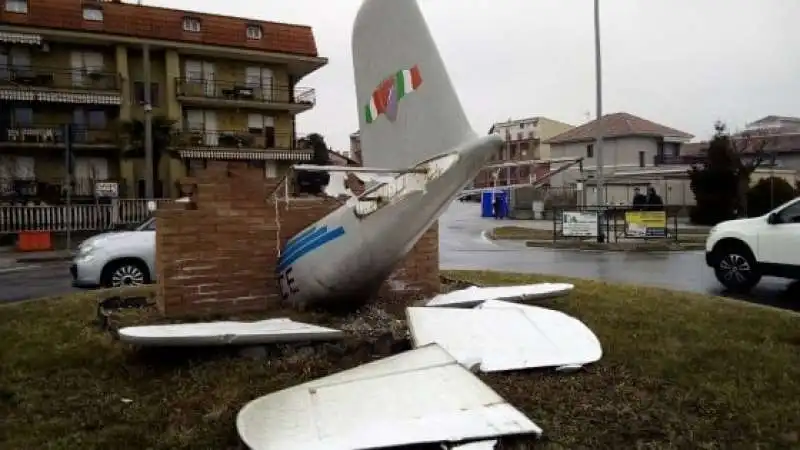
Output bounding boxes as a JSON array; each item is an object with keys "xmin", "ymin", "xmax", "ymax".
[
  {"xmin": 444, "ymin": 270, "xmax": 800, "ymax": 449},
  {"xmin": 1, "ymin": 273, "xmax": 799, "ymax": 449}
]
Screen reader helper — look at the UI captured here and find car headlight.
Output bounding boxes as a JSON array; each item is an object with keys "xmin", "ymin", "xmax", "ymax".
[
  {"xmin": 77, "ymin": 244, "xmax": 95, "ymax": 256},
  {"xmin": 708, "ymin": 226, "xmax": 718, "ymax": 235}
]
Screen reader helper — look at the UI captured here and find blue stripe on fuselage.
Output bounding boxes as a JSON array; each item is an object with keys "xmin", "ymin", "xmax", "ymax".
[
  {"xmin": 283, "ymin": 226, "xmax": 328, "ymax": 257},
  {"xmin": 277, "ymin": 226, "xmax": 345, "ymax": 272},
  {"xmin": 286, "ymin": 225, "xmax": 321, "ymax": 248}
]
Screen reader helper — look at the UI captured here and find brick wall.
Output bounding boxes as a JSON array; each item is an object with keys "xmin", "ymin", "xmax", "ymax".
[
  {"xmin": 382, "ymin": 222, "xmax": 440, "ymax": 300},
  {"xmin": 155, "ymin": 161, "xmax": 439, "ymax": 318}
]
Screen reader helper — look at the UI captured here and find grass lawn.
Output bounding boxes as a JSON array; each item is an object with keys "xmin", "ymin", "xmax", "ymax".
[{"xmin": 2, "ymin": 273, "xmax": 800, "ymax": 449}]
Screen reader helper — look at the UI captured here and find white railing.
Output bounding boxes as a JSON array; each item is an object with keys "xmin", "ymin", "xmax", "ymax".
[
  {"xmin": 354, "ymin": 154, "xmax": 458, "ymax": 217},
  {"xmin": 0, "ymin": 198, "xmax": 172, "ymax": 234}
]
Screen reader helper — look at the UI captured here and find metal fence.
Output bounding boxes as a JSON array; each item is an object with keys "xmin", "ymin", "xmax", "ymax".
[
  {"xmin": 552, "ymin": 205, "xmax": 681, "ymax": 243},
  {"xmin": 0, "ymin": 198, "xmax": 171, "ymax": 234}
]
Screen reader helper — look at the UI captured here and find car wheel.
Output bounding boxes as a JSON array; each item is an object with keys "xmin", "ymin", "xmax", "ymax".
[
  {"xmin": 101, "ymin": 259, "xmax": 151, "ymax": 288},
  {"xmin": 713, "ymin": 246, "xmax": 761, "ymax": 293}
]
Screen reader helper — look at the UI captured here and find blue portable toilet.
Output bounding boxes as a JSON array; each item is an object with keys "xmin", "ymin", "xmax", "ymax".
[
  {"xmin": 481, "ymin": 190, "xmax": 494, "ymax": 217},
  {"xmin": 481, "ymin": 189, "xmax": 509, "ymax": 218},
  {"xmin": 496, "ymin": 190, "xmax": 509, "ymax": 218}
]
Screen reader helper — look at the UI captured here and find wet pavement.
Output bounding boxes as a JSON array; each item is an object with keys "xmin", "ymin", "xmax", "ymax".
[
  {"xmin": 0, "ymin": 201, "xmax": 797, "ymax": 311},
  {"xmin": 0, "ymin": 261, "xmax": 78, "ymax": 303},
  {"xmin": 440, "ymin": 201, "xmax": 799, "ymax": 312}
]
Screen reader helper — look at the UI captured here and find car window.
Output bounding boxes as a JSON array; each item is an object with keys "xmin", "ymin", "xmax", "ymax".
[{"xmin": 777, "ymin": 201, "xmax": 800, "ymax": 224}]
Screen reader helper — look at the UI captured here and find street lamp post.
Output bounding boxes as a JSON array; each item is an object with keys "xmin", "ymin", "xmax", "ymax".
[{"xmin": 593, "ymin": 0, "xmax": 605, "ymax": 242}]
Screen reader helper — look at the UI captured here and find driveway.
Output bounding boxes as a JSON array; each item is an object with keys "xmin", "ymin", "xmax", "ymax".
[{"xmin": 440, "ymin": 201, "xmax": 799, "ymax": 311}]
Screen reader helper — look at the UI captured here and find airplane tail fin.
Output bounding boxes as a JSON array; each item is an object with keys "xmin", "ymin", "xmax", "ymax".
[{"xmin": 352, "ymin": 0, "xmax": 476, "ymax": 169}]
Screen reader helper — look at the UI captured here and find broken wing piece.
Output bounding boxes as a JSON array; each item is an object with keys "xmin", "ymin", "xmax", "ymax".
[
  {"xmin": 117, "ymin": 318, "xmax": 344, "ymax": 347},
  {"xmin": 236, "ymin": 344, "xmax": 542, "ymax": 450},
  {"xmin": 407, "ymin": 303, "xmax": 602, "ymax": 372},
  {"xmin": 450, "ymin": 440, "xmax": 498, "ymax": 450},
  {"xmin": 425, "ymin": 283, "xmax": 574, "ymax": 308}
]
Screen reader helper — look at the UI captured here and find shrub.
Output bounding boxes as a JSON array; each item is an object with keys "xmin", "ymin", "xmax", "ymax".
[{"xmin": 746, "ymin": 177, "xmax": 797, "ymax": 217}]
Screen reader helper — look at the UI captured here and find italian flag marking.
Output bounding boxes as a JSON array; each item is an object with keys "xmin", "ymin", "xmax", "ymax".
[{"xmin": 364, "ymin": 65, "xmax": 423, "ymax": 124}]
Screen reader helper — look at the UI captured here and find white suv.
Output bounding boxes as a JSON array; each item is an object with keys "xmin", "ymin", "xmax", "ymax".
[{"xmin": 705, "ymin": 196, "xmax": 800, "ymax": 292}]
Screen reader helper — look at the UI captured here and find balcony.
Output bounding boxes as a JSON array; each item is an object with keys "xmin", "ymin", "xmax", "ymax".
[
  {"xmin": 0, "ymin": 124, "xmax": 118, "ymax": 149},
  {"xmin": 0, "ymin": 177, "xmax": 124, "ymax": 198},
  {"xmin": 654, "ymin": 154, "xmax": 702, "ymax": 166},
  {"xmin": 171, "ymin": 129, "xmax": 313, "ymax": 161},
  {"xmin": 0, "ymin": 65, "xmax": 121, "ymax": 105},
  {"xmin": 175, "ymin": 78, "xmax": 315, "ymax": 113}
]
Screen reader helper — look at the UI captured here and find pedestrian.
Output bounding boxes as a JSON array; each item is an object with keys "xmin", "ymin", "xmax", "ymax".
[
  {"xmin": 631, "ymin": 187, "xmax": 647, "ymax": 211},
  {"xmin": 492, "ymin": 196, "xmax": 501, "ymax": 219},
  {"xmin": 646, "ymin": 187, "xmax": 664, "ymax": 211}
]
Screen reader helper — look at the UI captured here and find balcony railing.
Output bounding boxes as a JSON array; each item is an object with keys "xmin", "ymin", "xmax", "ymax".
[
  {"xmin": 172, "ymin": 129, "xmax": 295, "ymax": 149},
  {"xmin": 0, "ymin": 177, "xmax": 123, "ymax": 198},
  {"xmin": 654, "ymin": 154, "xmax": 703, "ymax": 166},
  {"xmin": 0, "ymin": 124, "xmax": 118, "ymax": 146},
  {"xmin": 175, "ymin": 78, "xmax": 315, "ymax": 106},
  {"xmin": 0, "ymin": 65, "xmax": 120, "ymax": 91}
]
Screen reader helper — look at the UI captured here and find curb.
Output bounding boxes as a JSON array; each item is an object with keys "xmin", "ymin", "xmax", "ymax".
[{"xmin": 15, "ymin": 255, "xmax": 73, "ymax": 263}]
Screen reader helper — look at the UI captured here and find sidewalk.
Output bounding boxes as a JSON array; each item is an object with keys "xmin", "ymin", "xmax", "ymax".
[{"xmin": 486, "ymin": 218, "xmax": 711, "ymax": 232}]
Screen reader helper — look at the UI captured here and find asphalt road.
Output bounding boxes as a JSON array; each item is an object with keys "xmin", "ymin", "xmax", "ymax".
[
  {"xmin": 0, "ymin": 201, "xmax": 797, "ymax": 311},
  {"xmin": 440, "ymin": 202, "xmax": 799, "ymax": 312},
  {"xmin": 0, "ymin": 261, "xmax": 79, "ymax": 303}
]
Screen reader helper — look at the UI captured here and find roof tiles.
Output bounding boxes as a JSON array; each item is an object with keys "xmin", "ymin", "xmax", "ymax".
[
  {"xmin": 545, "ymin": 112, "xmax": 693, "ymax": 144},
  {"xmin": 0, "ymin": 0, "xmax": 319, "ymax": 57}
]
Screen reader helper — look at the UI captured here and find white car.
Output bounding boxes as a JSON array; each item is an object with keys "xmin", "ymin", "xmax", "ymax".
[
  {"xmin": 70, "ymin": 198, "xmax": 188, "ymax": 288},
  {"xmin": 70, "ymin": 216, "xmax": 157, "ymax": 288},
  {"xmin": 705, "ymin": 196, "xmax": 800, "ymax": 292}
]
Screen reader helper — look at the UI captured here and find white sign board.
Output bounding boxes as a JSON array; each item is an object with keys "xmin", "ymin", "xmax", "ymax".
[
  {"xmin": 94, "ymin": 182, "xmax": 119, "ymax": 198},
  {"xmin": 562, "ymin": 211, "xmax": 598, "ymax": 237}
]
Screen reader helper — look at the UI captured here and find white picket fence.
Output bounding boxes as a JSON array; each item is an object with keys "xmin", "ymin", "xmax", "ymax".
[{"xmin": 0, "ymin": 199, "xmax": 172, "ymax": 234}]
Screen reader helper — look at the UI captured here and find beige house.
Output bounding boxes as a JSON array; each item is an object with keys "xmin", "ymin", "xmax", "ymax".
[
  {"xmin": 473, "ymin": 116, "xmax": 574, "ymax": 187},
  {"xmin": 546, "ymin": 112, "xmax": 693, "ymax": 186},
  {"xmin": 349, "ymin": 131, "xmax": 362, "ymax": 165}
]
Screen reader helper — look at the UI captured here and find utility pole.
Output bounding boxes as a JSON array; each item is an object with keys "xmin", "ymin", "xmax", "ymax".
[
  {"xmin": 593, "ymin": 0, "xmax": 605, "ymax": 242},
  {"xmin": 63, "ymin": 124, "xmax": 73, "ymax": 251},
  {"xmin": 143, "ymin": 44, "xmax": 154, "ymax": 198}
]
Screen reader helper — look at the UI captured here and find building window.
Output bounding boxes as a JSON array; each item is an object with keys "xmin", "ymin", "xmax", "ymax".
[
  {"xmin": 12, "ymin": 107, "xmax": 32, "ymax": 126},
  {"xmin": 519, "ymin": 123, "xmax": 525, "ymax": 129},
  {"xmin": 88, "ymin": 110, "xmax": 107, "ymax": 129},
  {"xmin": 182, "ymin": 17, "xmax": 201, "ymax": 32},
  {"xmin": 82, "ymin": 6, "xmax": 103, "ymax": 21},
  {"xmin": 248, "ymin": 113, "xmax": 276, "ymax": 147},
  {"xmin": 528, "ymin": 131, "xmax": 535, "ymax": 139},
  {"xmin": 4, "ymin": 0, "xmax": 27, "ymax": 13},
  {"xmin": 639, "ymin": 151, "xmax": 645, "ymax": 168},
  {"xmin": 133, "ymin": 82, "xmax": 160, "ymax": 107},
  {"xmin": 586, "ymin": 144, "xmax": 594, "ymax": 158},
  {"xmin": 246, "ymin": 25, "xmax": 262, "ymax": 40}
]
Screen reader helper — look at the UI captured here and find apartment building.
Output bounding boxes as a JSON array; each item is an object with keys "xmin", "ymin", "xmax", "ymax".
[
  {"xmin": 473, "ymin": 116, "xmax": 574, "ymax": 188},
  {"xmin": 349, "ymin": 130, "xmax": 362, "ymax": 165},
  {"xmin": 0, "ymin": 0, "xmax": 326, "ymax": 200}
]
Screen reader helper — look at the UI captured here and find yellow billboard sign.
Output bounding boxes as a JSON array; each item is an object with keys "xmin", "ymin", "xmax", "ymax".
[{"xmin": 624, "ymin": 211, "xmax": 667, "ymax": 238}]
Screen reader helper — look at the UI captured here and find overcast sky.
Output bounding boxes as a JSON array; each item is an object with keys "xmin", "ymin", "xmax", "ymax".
[{"xmin": 147, "ymin": 0, "xmax": 800, "ymax": 153}]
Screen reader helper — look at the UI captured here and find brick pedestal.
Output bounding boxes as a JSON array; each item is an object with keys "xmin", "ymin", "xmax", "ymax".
[{"xmin": 155, "ymin": 161, "xmax": 440, "ymax": 318}]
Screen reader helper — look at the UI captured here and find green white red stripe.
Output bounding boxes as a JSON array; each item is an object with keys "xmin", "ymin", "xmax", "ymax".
[{"xmin": 364, "ymin": 65, "xmax": 423, "ymax": 124}]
